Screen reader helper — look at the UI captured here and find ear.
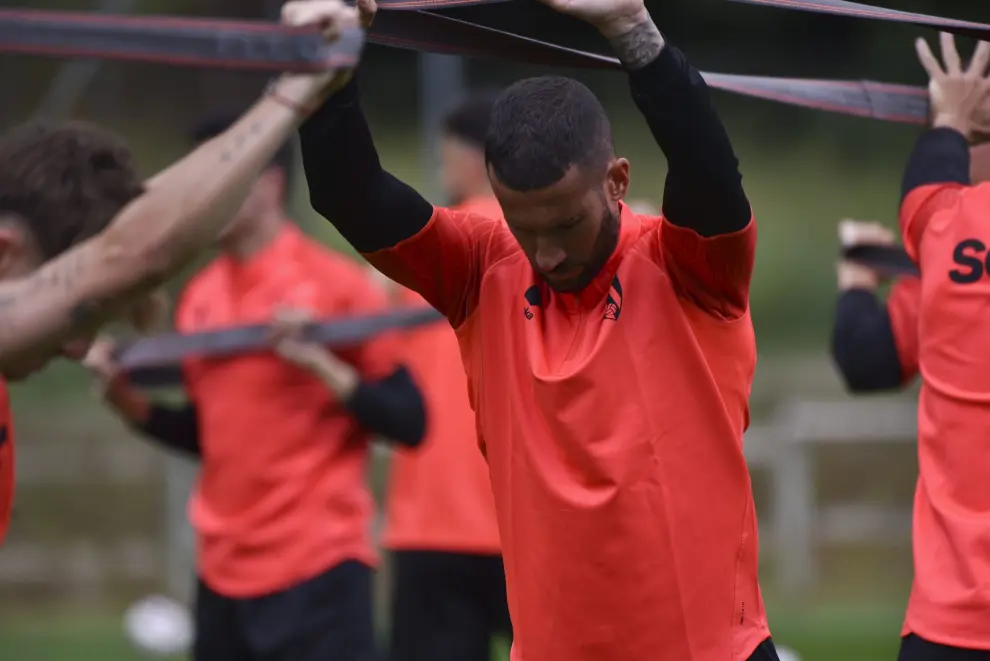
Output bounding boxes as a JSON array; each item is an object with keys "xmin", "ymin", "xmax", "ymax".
[{"xmin": 606, "ymin": 158, "xmax": 630, "ymax": 203}]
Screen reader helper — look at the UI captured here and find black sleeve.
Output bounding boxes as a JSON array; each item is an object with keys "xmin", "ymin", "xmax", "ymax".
[
  {"xmin": 299, "ymin": 80, "xmax": 434, "ymax": 253},
  {"xmin": 133, "ymin": 403, "xmax": 201, "ymax": 458},
  {"xmin": 901, "ymin": 127, "xmax": 970, "ymax": 202},
  {"xmin": 831, "ymin": 289, "xmax": 904, "ymax": 393},
  {"xmin": 627, "ymin": 45, "xmax": 750, "ymax": 237},
  {"xmin": 343, "ymin": 366, "xmax": 426, "ymax": 448}
]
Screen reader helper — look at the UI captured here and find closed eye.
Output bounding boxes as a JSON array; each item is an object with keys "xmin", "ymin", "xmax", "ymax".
[{"xmin": 555, "ymin": 216, "xmax": 583, "ymax": 232}]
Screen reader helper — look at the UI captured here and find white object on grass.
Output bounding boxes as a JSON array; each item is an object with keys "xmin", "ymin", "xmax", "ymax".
[
  {"xmin": 123, "ymin": 594, "xmax": 193, "ymax": 657},
  {"xmin": 776, "ymin": 645, "xmax": 802, "ymax": 661}
]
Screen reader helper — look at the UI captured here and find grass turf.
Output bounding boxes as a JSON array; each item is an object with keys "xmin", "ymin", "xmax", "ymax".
[{"xmin": 0, "ymin": 601, "xmax": 905, "ymax": 661}]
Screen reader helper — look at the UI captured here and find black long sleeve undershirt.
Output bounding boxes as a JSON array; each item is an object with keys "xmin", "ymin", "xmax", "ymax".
[
  {"xmin": 901, "ymin": 127, "xmax": 970, "ymax": 202},
  {"xmin": 628, "ymin": 45, "xmax": 750, "ymax": 237},
  {"xmin": 349, "ymin": 366, "xmax": 426, "ymax": 447},
  {"xmin": 831, "ymin": 289, "xmax": 903, "ymax": 393},
  {"xmin": 135, "ymin": 402, "xmax": 201, "ymax": 457},
  {"xmin": 300, "ymin": 80, "xmax": 433, "ymax": 253},
  {"xmin": 135, "ymin": 367, "xmax": 426, "ymax": 453},
  {"xmin": 300, "ymin": 42, "xmax": 750, "ymax": 251}
]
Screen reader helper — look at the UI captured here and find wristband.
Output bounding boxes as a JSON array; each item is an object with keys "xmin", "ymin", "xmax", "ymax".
[{"xmin": 265, "ymin": 80, "xmax": 318, "ymax": 117}]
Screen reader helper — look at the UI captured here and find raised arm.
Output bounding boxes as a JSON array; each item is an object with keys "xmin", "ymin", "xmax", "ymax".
[
  {"xmin": 568, "ymin": 0, "xmax": 753, "ymax": 318},
  {"xmin": 900, "ymin": 34, "xmax": 990, "ymax": 259},
  {"xmin": 608, "ymin": 18, "xmax": 750, "ymax": 236},
  {"xmin": 298, "ymin": 79, "xmax": 434, "ymax": 253},
  {"xmin": 298, "ymin": 0, "xmax": 499, "ymax": 326},
  {"xmin": 0, "ymin": 1, "xmax": 360, "ymax": 374}
]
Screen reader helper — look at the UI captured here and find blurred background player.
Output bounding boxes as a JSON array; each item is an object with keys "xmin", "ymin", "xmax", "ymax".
[
  {"xmin": 831, "ymin": 143, "xmax": 990, "ymax": 393},
  {"xmin": 378, "ymin": 91, "xmax": 512, "ymax": 661},
  {"xmin": 838, "ymin": 33, "xmax": 990, "ymax": 661},
  {"xmin": 82, "ymin": 112, "xmax": 425, "ymax": 661},
  {"xmin": 0, "ymin": 0, "xmax": 360, "ymax": 549}
]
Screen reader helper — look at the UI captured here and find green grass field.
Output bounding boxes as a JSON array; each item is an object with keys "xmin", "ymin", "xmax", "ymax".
[{"xmin": 0, "ymin": 601, "xmax": 907, "ymax": 661}]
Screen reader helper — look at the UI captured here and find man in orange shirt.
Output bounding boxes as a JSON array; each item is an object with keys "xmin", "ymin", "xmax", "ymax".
[
  {"xmin": 886, "ymin": 32, "xmax": 990, "ymax": 661},
  {"xmin": 380, "ymin": 91, "xmax": 511, "ymax": 661},
  {"xmin": 297, "ymin": 0, "xmax": 778, "ymax": 658},
  {"xmin": 0, "ymin": 0, "xmax": 360, "ymax": 547},
  {"xmin": 84, "ymin": 113, "xmax": 425, "ymax": 661}
]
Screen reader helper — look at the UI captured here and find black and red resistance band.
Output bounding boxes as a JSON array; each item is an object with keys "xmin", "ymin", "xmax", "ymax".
[
  {"xmin": 1, "ymin": 0, "xmax": 960, "ymax": 381},
  {"xmin": 121, "ymin": 307, "xmax": 445, "ymax": 387},
  {"xmin": 0, "ymin": 2, "xmax": 942, "ymax": 122}
]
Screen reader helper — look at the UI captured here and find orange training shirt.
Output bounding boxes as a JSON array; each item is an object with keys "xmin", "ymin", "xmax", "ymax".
[
  {"xmin": 899, "ymin": 181, "xmax": 990, "ymax": 649},
  {"xmin": 176, "ymin": 224, "xmax": 401, "ymax": 598},
  {"xmin": 382, "ymin": 193, "xmax": 504, "ymax": 555},
  {"xmin": 0, "ymin": 380, "xmax": 12, "ymax": 546},
  {"xmin": 366, "ymin": 202, "xmax": 768, "ymax": 661}
]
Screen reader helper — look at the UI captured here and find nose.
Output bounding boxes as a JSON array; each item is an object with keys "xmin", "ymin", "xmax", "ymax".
[{"xmin": 534, "ymin": 238, "xmax": 567, "ymax": 273}]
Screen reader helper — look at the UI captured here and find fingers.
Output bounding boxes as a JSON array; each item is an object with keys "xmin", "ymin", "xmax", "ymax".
[
  {"xmin": 82, "ymin": 335, "xmax": 115, "ymax": 367},
  {"xmin": 82, "ymin": 335, "xmax": 122, "ymax": 391},
  {"xmin": 969, "ymin": 40, "xmax": 990, "ymax": 78},
  {"xmin": 838, "ymin": 220, "xmax": 895, "ymax": 247},
  {"xmin": 356, "ymin": 0, "xmax": 378, "ymax": 29},
  {"xmin": 916, "ymin": 37, "xmax": 944, "ymax": 79},
  {"xmin": 268, "ymin": 307, "xmax": 312, "ymax": 344},
  {"xmin": 281, "ymin": 0, "xmax": 360, "ymax": 40},
  {"xmin": 836, "ymin": 260, "xmax": 881, "ymax": 291},
  {"xmin": 940, "ymin": 31, "xmax": 963, "ymax": 75},
  {"xmin": 272, "ymin": 337, "xmax": 304, "ymax": 359}
]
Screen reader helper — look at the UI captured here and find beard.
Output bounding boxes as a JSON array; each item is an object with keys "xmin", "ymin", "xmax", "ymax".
[{"xmin": 546, "ymin": 204, "xmax": 621, "ymax": 293}]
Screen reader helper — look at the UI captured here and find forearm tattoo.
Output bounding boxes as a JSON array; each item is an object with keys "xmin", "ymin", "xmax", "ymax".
[{"xmin": 609, "ymin": 19, "xmax": 665, "ymax": 70}]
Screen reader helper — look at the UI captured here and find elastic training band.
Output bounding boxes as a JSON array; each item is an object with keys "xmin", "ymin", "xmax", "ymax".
[
  {"xmin": 725, "ymin": 0, "xmax": 990, "ymax": 41},
  {"xmin": 116, "ymin": 306, "xmax": 444, "ymax": 388}
]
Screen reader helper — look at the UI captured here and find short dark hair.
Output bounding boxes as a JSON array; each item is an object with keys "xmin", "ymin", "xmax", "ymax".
[
  {"xmin": 0, "ymin": 120, "xmax": 144, "ymax": 260},
  {"xmin": 442, "ymin": 89, "xmax": 500, "ymax": 148},
  {"xmin": 485, "ymin": 76, "xmax": 613, "ymax": 192},
  {"xmin": 190, "ymin": 113, "xmax": 295, "ymax": 187}
]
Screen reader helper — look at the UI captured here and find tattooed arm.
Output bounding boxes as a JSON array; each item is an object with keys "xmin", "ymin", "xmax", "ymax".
[
  {"xmin": 0, "ymin": 12, "xmax": 357, "ymax": 374},
  {"xmin": 610, "ymin": 13, "xmax": 750, "ymax": 237},
  {"xmin": 599, "ymin": 5, "xmax": 753, "ymax": 319}
]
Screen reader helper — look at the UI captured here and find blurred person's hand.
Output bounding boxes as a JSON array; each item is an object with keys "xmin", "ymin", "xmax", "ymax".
[
  {"xmin": 916, "ymin": 33, "xmax": 990, "ymax": 143},
  {"xmin": 82, "ymin": 335, "xmax": 125, "ymax": 398},
  {"xmin": 82, "ymin": 336, "xmax": 154, "ymax": 423},
  {"xmin": 836, "ymin": 219, "xmax": 896, "ymax": 291},
  {"xmin": 269, "ymin": 307, "xmax": 359, "ymax": 399},
  {"xmin": 271, "ymin": 0, "xmax": 363, "ymax": 112},
  {"xmin": 536, "ymin": 0, "xmax": 648, "ymax": 38},
  {"xmin": 356, "ymin": 0, "xmax": 377, "ymax": 28}
]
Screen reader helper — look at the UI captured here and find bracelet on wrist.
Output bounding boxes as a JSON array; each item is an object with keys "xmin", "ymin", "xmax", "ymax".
[{"xmin": 264, "ymin": 80, "xmax": 317, "ymax": 117}]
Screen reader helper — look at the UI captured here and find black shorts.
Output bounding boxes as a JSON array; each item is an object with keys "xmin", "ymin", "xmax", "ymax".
[
  {"xmin": 193, "ymin": 559, "xmax": 380, "ymax": 661},
  {"xmin": 898, "ymin": 634, "xmax": 990, "ymax": 661},
  {"xmin": 749, "ymin": 638, "xmax": 781, "ymax": 661},
  {"xmin": 389, "ymin": 550, "xmax": 511, "ymax": 661}
]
